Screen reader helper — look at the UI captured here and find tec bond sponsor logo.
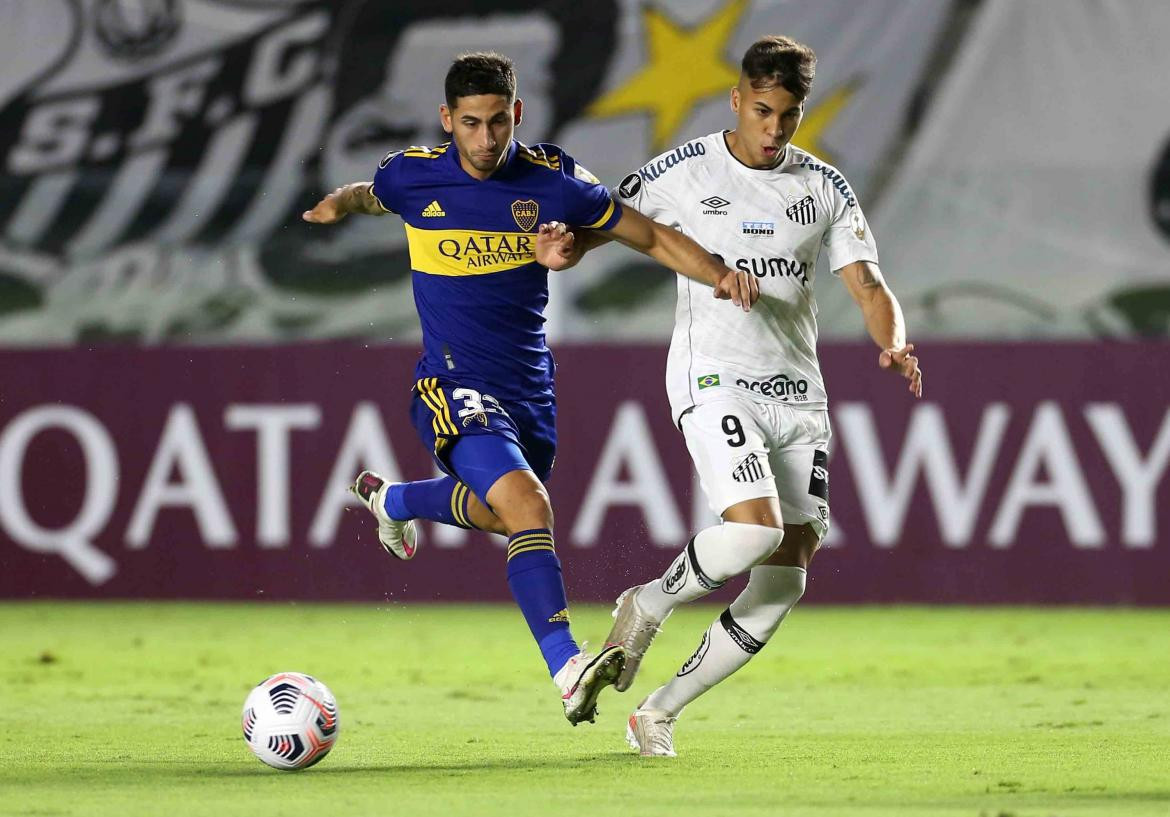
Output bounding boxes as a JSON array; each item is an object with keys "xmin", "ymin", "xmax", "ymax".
[
  {"xmin": 638, "ymin": 140, "xmax": 706, "ymax": 183},
  {"xmin": 661, "ymin": 551, "xmax": 689, "ymax": 594},
  {"xmin": 741, "ymin": 221, "xmax": 775, "ymax": 236},
  {"xmin": 733, "ymin": 256, "xmax": 809, "ymax": 285},
  {"xmin": 676, "ymin": 629, "xmax": 710, "ymax": 676},
  {"xmin": 735, "ymin": 374, "xmax": 810, "ymax": 402},
  {"xmin": 701, "ymin": 196, "xmax": 730, "ymax": 215}
]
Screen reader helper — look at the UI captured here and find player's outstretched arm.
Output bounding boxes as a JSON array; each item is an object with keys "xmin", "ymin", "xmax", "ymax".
[
  {"xmin": 840, "ymin": 260, "xmax": 923, "ymax": 398},
  {"xmin": 302, "ymin": 182, "xmax": 386, "ymax": 224},
  {"xmin": 535, "ymin": 221, "xmax": 612, "ymax": 271},
  {"xmin": 607, "ymin": 207, "xmax": 758, "ymax": 311}
]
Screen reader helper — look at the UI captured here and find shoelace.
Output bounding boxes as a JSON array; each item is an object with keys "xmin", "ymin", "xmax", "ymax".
[
  {"xmin": 644, "ymin": 714, "xmax": 676, "ymax": 754},
  {"xmin": 617, "ymin": 600, "xmax": 662, "ymax": 654}
]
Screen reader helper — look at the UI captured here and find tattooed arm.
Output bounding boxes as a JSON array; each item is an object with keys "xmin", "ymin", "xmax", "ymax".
[
  {"xmin": 302, "ymin": 182, "xmax": 386, "ymax": 223},
  {"xmin": 840, "ymin": 260, "xmax": 923, "ymax": 398}
]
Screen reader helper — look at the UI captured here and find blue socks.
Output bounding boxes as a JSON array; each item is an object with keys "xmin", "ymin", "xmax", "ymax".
[
  {"xmin": 384, "ymin": 477, "xmax": 474, "ymax": 529},
  {"xmin": 505, "ymin": 529, "xmax": 579, "ymax": 677},
  {"xmin": 382, "ymin": 482, "xmax": 577, "ymax": 677}
]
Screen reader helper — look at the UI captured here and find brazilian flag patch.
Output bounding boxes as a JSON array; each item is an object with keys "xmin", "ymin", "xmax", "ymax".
[{"xmin": 697, "ymin": 374, "xmax": 720, "ymax": 389}]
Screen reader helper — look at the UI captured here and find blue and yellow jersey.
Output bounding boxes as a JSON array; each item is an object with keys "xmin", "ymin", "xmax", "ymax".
[{"xmin": 371, "ymin": 140, "xmax": 622, "ymax": 401}]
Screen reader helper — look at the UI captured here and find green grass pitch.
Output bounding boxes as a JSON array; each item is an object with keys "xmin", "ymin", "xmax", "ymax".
[{"xmin": 2, "ymin": 602, "xmax": 1168, "ymax": 817}]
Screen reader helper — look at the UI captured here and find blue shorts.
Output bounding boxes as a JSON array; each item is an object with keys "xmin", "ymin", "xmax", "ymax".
[{"xmin": 411, "ymin": 377, "xmax": 557, "ymax": 492}]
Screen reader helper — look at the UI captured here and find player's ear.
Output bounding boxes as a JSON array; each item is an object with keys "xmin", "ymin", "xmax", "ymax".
[
  {"xmin": 730, "ymin": 86, "xmax": 740, "ymax": 114},
  {"xmin": 439, "ymin": 103, "xmax": 453, "ymax": 135},
  {"xmin": 513, "ymin": 98, "xmax": 523, "ymax": 128}
]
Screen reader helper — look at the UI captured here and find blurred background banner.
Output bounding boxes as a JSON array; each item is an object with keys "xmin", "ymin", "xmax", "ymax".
[
  {"xmin": 2, "ymin": 344, "xmax": 1168, "ymax": 603},
  {"xmin": 859, "ymin": 0, "xmax": 1170, "ymax": 340},
  {"xmin": 1, "ymin": 1, "xmax": 1167, "ymax": 603},
  {"xmin": 0, "ymin": 0, "xmax": 946, "ymax": 343}
]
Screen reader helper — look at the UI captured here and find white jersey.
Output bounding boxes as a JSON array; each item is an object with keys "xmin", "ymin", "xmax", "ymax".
[{"xmin": 615, "ymin": 131, "xmax": 878, "ymax": 424}]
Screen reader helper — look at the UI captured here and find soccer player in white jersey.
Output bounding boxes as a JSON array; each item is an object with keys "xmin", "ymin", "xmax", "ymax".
[{"xmin": 541, "ymin": 35, "xmax": 922, "ymax": 756}]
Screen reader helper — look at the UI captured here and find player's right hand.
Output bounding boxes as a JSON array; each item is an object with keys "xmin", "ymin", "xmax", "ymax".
[
  {"xmin": 302, "ymin": 189, "xmax": 348, "ymax": 224},
  {"xmin": 879, "ymin": 343, "xmax": 923, "ymax": 398},
  {"xmin": 714, "ymin": 267, "xmax": 760, "ymax": 312},
  {"xmin": 535, "ymin": 221, "xmax": 579, "ymax": 270}
]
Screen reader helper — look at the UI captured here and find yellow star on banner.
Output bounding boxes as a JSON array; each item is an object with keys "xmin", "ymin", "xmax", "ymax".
[
  {"xmin": 791, "ymin": 78, "xmax": 860, "ymax": 166},
  {"xmin": 588, "ymin": 0, "xmax": 748, "ymax": 151}
]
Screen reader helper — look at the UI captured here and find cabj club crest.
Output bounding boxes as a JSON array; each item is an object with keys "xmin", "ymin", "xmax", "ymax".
[{"xmin": 511, "ymin": 199, "xmax": 539, "ymax": 232}]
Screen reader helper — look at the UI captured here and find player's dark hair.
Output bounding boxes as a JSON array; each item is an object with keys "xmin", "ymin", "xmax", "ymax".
[
  {"xmin": 741, "ymin": 36, "xmax": 816, "ymax": 100},
  {"xmin": 445, "ymin": 52, "xmax": 517, "ymax": 109}
]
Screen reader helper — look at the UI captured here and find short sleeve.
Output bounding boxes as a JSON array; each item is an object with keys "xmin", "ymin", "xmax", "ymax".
[
  {"xmin": 560, "ymin": 153, "xmax": 622, "ymax": 230},
  {"xmin": 823, "ymin": 179, "xmax": 879, "ymax": 273},
  {"xmin": 612, "ymin": 168, "xmax": 678, "ymax": 228},
  {"xmin": 370, "ymin": 150, "xmax": 402, "ymax": 214}
]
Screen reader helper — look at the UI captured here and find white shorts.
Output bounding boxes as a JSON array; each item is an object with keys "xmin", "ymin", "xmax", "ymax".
[{"xmin": 681, "ymin": 396, "xmax": 831, "ymax": 538}]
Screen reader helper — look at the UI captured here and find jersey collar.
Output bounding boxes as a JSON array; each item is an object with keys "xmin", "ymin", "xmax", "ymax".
[
  {"xmin": 719, "ymin": 130, "xmax": 791, "ymax": 176},
  {"xmin": 448, "ymin": 140, "xmax": 519, "ymax": 181}
]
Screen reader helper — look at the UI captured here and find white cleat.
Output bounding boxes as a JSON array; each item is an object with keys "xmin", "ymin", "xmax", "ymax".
[
  {"xmin": 554, "ymin": 643, "xmax": 626, "ymax": 726},
  {"xmin": 351, "ymin": 471, "xmax": 418, "ymax": 560},
  {"xmin": 605, "ymin": 584, "xmax": 666, "ymax": 692},
  {"xmin": 626, "ymin": 699, "xmax": 678, "ymax": 757}
]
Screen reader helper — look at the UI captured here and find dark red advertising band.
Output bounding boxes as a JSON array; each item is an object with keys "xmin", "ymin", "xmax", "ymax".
[{"xmin": 1, "ymin": 343, "xmax": 1167, "ymax": 604}]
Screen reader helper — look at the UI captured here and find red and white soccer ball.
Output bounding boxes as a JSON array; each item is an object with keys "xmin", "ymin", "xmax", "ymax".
[{"xmin": 241, "ymin": 672, "xmax": 340, "ymax": 770}]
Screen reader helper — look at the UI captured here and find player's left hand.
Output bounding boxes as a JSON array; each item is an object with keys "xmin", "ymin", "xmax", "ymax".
[
  {"xmin": 714, "ymin": 267, "xmax": 760, "ymax": 312},
  {"xmin": 879, "ymin": 343, "xmax": 923, "ymax": 398},
  {"xmin": 535, "ymin": 221, "xmax": 579, "ymax": 271}
]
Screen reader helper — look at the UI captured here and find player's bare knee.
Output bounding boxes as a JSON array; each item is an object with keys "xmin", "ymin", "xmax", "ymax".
[
  {"xmin": 503, "ymin": 484, "xmax": 553, "ymax": 532},
  {"xmin": 722, "ymin": 497, "xmax": 783, "ymax": 528},
  {"xmin": 763, "ymin": 523, "xmax": 820, "ymax": 569}
]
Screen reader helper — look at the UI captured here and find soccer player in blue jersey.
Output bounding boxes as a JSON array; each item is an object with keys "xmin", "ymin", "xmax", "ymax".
[{"xmin": 303, "ymin": 53, "xmax": 757, "ymax": 726}]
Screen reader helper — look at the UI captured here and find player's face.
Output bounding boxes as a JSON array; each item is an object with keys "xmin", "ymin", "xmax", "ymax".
[
  {"xmin": 441, "ymin": 94, "xmax": 523, "ymax": 179},
  {"xmin": 730, "ymin": 79, "xmax": 804, "ymax": 168}
]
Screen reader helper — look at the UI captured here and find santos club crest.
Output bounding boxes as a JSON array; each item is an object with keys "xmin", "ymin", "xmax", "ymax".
[{"xmin": 511, "ymin": 199, "xmax": 539, "ymax": 232}]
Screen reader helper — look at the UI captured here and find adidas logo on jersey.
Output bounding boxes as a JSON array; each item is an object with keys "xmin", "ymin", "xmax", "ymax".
[
  {"xmin": 547, "ymin": 608, "xmax": 570, "ymax": 623},
  {"xmin": 421, "ymin": 200, "xmax": 446, "ymax": 217}
]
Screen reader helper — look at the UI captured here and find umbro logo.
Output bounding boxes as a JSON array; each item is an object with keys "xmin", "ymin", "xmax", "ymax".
[
  {"xmin": 421, "ymin": 200, "xmax": 446, "ymax": 217},
  {"xmin": 700, "ymin": 196, "xmax": 730, "ymax": 215}
]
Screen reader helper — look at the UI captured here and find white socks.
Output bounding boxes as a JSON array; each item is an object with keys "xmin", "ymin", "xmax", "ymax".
[
  {"xmin": 637, "ymin": 522, "xmax": 784, "ymax": 622},
  {"xmin": 643, "ymin": 565, "xmax": 806, "ymax": 716}
]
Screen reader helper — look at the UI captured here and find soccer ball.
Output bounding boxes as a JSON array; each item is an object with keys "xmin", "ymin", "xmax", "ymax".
[{"xmin": 241, "ymin": 672, "xmax": 339, "ymax": 770}]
